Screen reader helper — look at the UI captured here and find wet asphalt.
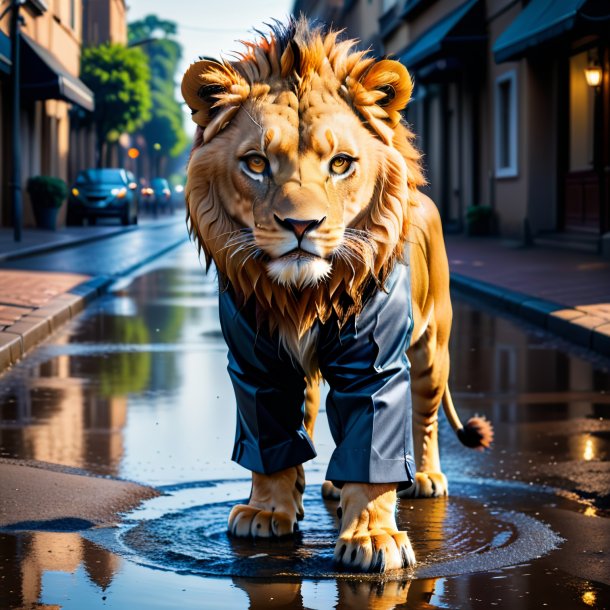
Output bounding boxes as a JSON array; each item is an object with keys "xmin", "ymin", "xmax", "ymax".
[{"xmin": 0, "ymin": 243, "xmax": 609, "ymax": 609}]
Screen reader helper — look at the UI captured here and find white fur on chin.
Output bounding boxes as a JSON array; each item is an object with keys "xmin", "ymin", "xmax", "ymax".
[{"xmin": 267, "ymin": 257, "xmax": 332, "ymax": 288}]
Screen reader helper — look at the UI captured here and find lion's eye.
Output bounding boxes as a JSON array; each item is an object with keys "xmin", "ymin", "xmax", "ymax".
[
  {"xmin": 243, "ymin": 155, "xmax": 268, "ymax": 175},
  {"xmin": 329, "ymin": 155, "xmax": 354, "ymax": 176}
]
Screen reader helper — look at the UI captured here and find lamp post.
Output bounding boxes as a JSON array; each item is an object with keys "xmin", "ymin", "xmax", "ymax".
[
  {"xmin": 585, "ymin": 53, "xmax": 604, "ymax": 235},
  {"xmin": 9, "ymin": 0, "xmax": 24, "ymax": 242}
]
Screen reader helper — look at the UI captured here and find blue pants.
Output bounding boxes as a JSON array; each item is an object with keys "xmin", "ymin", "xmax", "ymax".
[{"xmin": 218, "ymin": 261, "xmax": 415, "ymax": 486}]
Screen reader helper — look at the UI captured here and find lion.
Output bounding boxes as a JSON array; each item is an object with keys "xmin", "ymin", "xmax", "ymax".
[{"xmin": 181, "ymin": 18, "xmax": 492, "ymax": 573}]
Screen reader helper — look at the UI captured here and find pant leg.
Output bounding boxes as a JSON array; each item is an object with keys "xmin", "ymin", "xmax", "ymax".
[
  {"xmin": 318, "ymin": 262, "xmax": 415, "ymax": 486},
  {"xmin": 218, "ymin": 287, "xmax": 316, "ymax": 475}
]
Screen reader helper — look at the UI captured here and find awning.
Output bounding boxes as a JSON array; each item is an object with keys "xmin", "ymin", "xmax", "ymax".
[
  {"xmin": 398, "ymin": 0, "xmax": 485, "ymax": 70},
  {"xmin": 493, "ymin": 0, "xmax": 605, "ymax": 63},
  {"xmin": 20, "ymin": 33, "xmax": 94, "ymax": 111}
]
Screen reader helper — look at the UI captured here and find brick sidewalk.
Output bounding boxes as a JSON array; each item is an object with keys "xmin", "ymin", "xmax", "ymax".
[
  {"xmin": 445, "ymin": 235, "xmax": 610, "ymax": 355},
  {"xmin": 1, "ymin": 229, "xmax": 609, "ymax": 372},
  {"xmin": 0, "ymin": 219, "xmax": 188, "ymax": 371},
  {"xmin": 0, "ymin": 273, "xmax": 95, "ymax": 370}
]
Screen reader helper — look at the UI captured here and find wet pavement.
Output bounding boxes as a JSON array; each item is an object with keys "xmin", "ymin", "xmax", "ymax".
[{"xmin": 1, "ymin": 243, "xmax": 609, "ymax": 609}]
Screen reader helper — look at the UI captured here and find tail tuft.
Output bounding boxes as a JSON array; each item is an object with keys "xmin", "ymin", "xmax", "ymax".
[{"xmin": 457, "ymin": 416, "xmax": 494, "ymax": 451}]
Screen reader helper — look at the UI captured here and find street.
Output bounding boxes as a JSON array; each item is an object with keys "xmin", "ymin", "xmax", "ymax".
[{"xmin": 0, "ymin": 239, "xmax": 609, "ymax": 609}]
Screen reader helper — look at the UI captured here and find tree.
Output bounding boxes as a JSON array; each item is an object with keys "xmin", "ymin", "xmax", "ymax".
[
  {"xmin": 81, "ymin": 43, "xmax": 152, "ymax": 166},
  {"xmin": 128, "ymin": 16, "xmax": 189, "ymax": 176}
]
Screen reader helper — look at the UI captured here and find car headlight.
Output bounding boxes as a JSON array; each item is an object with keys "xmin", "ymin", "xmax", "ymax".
[{"xmin": 112, "ymin": 187, "xmax": 127, "ymax": 198}]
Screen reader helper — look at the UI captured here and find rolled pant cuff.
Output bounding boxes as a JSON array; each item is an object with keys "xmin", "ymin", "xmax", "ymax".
[
  {"xmin": 326, "ymin": 447, "xmax": 416, "ymax": 486},
  {"xmin": 232, "ymin": 432, "xmax": 317, "ymax": 475}
]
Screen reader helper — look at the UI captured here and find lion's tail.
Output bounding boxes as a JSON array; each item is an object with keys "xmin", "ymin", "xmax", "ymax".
[{"xmin": 441, "ymin": 386, "xmax": 494, "ymax": 450}]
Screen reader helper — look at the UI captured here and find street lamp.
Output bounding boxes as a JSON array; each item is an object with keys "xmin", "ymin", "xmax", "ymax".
[{"xmin": 584, "ymin": 63, "xmax": 602, "ymax": 88}]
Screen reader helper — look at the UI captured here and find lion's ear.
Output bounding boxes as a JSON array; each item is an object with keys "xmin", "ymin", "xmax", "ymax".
[
  {"xmin": 347, "ymin": 58, "xmax": 413, "ymax": 145},
  {"xmin": 181, "ymin": 59, "xmax": 250, "ymax": 142},
  {"xmin": 360, "ymin": 59, "xmax": 413, "ymax": 126}
]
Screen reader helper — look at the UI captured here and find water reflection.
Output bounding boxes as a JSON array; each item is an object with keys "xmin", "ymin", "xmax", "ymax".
[
  {"xmin": 0, "ymin": 532, "xmax": 121, "ymax": 609},
  {"xmin": 232, "ymin": 577, "xmax": 441, "ymax": 610},
  {"xmin": 0, "ymin": 358, "xmax": 128, "ymax": 475},
  {"xmin": 0, "ymin": 245, "xmax": 609, "ymax": 608}
]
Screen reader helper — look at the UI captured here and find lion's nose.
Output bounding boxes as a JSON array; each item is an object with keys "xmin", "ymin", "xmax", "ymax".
[{"xmin": 274, "ymin": 215, "xmax": 326, "ymax": 243}]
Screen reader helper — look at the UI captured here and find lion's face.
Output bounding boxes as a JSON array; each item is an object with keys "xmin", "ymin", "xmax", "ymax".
[
  {"xmin": 182, "ymin": 20, "xmax": 423, "ymax": 337},
  {"xmin": 189, "ymin": 80, "xmax": 387, "ymax": 288}
]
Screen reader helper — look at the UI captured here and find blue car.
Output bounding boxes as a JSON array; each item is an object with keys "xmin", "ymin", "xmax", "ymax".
[
  {"xmin": 141, "ymin": 177, "xmax": 172, "ymax": 215},
  {"xmin": 68, "ymin": 168, "xmax": 139, "ymax": 226}
]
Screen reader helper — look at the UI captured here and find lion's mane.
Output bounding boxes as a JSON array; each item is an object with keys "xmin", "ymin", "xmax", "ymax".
[{"xmin": 184, "ymin": 18, "xmax": 424, "ymax": 366}]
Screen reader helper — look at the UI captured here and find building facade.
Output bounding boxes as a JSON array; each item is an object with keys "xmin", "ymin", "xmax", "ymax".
[
  {"xmin": 0, "ymin": 0, "xmax": 128, "ymax": 231},
  {"xmin": 0, "ymin": 0, "xmax": 94, "ymax": 229},
  {"xmin": 294, "ymin": 0, "xmax": 610, "ymax": 253},
  {"xmin": 82, "ymin": 0, "xmax": 127, "ymax": 46}
]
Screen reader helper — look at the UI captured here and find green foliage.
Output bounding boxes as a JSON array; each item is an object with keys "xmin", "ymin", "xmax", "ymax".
[
  {"xmin": 128, "ymin": 15, "xmax": 188, "ymax": 161},
  {"xmin": 26, "ymin": 176, "xmax": 68, "ymax": 208},
  {"xmin": 466, "ymin": 205, "xmax": 495, "ymax": 236},
  {"xmin": 99, "ymin": 316, "xmax": 151, "ymax": 397},
  {"xmin": 466, "ymin": 205, "xmax": 494, "ymax": 222},
  {"xmin": 81, "ymin": 43, "xmax": 152, "ymax": 148}
]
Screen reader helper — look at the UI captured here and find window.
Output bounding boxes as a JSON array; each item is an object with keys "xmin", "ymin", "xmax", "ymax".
[
  {"xmin": 494, "ymin": 71, "xmax": 518, "ymax": 178},
  {"xmin": 569, "ymin": 51, "xmax": 595, "ymax": 172},
  {"xmin": 382, "ymin": 0, "xmax": 398, "ymax": 12}
]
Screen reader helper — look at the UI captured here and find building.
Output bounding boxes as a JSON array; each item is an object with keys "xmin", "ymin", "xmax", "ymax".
[
  {"xmin": 0, "ymin": 0, "xmax": 94, "ymax": 229},
  {"xmin": 82, "ymin": 0, "xmax": 127, "ymax": 46},
  {"xmin": 294, "ymin": 0, "xmax": 610, "ymax": 254},
  {"xmin": 0, "ymin": 0, "xmax": 128, "ymax": 231},
  {"xmin": 70, "ymin": 0, "xmax": 128, "ymax": 181}
]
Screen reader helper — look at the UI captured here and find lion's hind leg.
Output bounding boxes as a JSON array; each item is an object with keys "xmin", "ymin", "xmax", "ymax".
[
  {"xmin": 404, "ymin": 319, "xmax": 450, "ymax": 499},
  {"xmin": 228, "ymin": 465, "xmax": 305, "ymax": 538}
]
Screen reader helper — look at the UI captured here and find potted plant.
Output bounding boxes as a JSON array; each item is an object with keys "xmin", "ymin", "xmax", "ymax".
[
  {"xmin": 466, "ymin": 205, "xmax": 495, "ymax": 236},
  {"xmin": 26, "ymin": 176, "xmax": 68, "ymax": 230}
]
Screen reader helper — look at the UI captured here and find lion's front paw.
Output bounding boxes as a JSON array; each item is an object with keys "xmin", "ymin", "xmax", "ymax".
[
  {"xmin": 334, "ymin": 483, "xmax": 415, "ymax": 573},
  {"xmin": 227, "ymin": 465, "xmax": 304, "ymax": 539},
  {"xmin": 398, "ymin": 471, "xmax": 448, "ymax": 498},
  {"xmin": 334, "ymin": 529, "xmax": 415, "ymax": 572},
  {"xmin": 228, "ymin": 504, "xmax": 296, "ymax": 537}
]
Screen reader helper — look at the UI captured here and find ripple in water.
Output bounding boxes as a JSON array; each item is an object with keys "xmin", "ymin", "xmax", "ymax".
[{"xmin": 120, "ymin": 482, "xmax": 563, "ymax": 580}]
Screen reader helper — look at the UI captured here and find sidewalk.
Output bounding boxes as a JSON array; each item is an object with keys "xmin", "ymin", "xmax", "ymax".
[
  {"xmin": 0, "ymin": 217, "xmax": 189, "ymax": 371},
  {"xmin": 445, "ymin": 235, "xmax": 610, "ymax": 356},
  {"xmin": 1, "ymin": 228, "xmax": 609, "ymax": 373}
]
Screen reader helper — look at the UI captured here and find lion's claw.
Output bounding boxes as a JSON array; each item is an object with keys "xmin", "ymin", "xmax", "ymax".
[
  {"xmin": 334, "ymin": 530, "xmax": 415, "ymax": 572},
  {"xmin": 398, "ymin": 471, "xmax": 448, "ymax": 498},
  {"xmin": 321, "ymin": 480, "xmax": 341, "ymax": 500},
  {"xmin": 227, "ymin": 466, "xmax": 304, "ymax": 538},
  {"xmin": 228, "ymin": 504, "xmax": 296, "ymax": 538}
]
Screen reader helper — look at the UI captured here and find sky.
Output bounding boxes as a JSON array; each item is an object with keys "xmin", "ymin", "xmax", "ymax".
[{"xmin": 127, "ymin": 0, "xmax": 295, "ymax": 134}]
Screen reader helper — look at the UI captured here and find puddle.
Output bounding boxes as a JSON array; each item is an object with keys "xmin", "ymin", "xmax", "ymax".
[
  {"xmin": 112, "ymin": 481, "xmax": 562, "ymax": 580},
  {"xmin": 1, "ymin": 244, "xmax": 609, "ymax": 609}
]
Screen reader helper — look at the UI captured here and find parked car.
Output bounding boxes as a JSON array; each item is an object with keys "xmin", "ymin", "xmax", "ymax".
[
  {"xmin": 67, "ymin": 168, "xmax": 138, "ymax": 226},
  {"xmin": 141, "ymin": 177, "xmax": 172, "ymax": 215}
]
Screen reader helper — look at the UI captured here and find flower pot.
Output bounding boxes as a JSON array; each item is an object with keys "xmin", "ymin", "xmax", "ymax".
[{"xmin": 33, "ymin": 205, "xmax": 60, "ymax": 230}]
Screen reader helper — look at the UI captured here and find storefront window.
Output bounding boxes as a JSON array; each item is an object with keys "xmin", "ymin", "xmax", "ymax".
[
  {"xmin": 494, "ymin": 70, "xmax": 518, "ymax": 178},
  {"xmin": 569, "ymin": 51, "xmax": 595, "ymax": 172}
]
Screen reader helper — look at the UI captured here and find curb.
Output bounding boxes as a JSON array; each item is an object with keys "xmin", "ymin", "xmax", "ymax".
[
  {"xmin": 0, "ymin": 218, "xmax": 181, "ymax": 263},
  {"xmin": 0, "ymin": 234, "xmax": 187, "ymax": 373},
  {"xmin": 0, "ymin": 227, "xmax": 133, "ymax": 263},
  {"xmin": 451, "ymin": 273, "xmax": 610, "ymax": 358}
]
